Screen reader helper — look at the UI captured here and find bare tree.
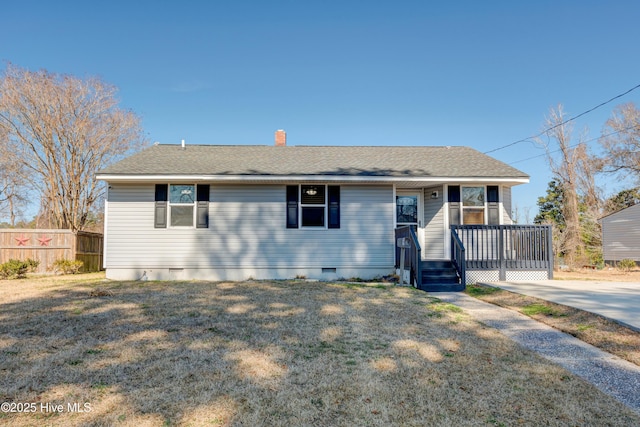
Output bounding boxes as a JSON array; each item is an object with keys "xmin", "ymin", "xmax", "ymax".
[
  {"xmin": 0, "ymin": 64, "xmax": 146, "ymax": 231},
  {"xmin": 0, "ymin": 127, "xmax": 29, "ymax": 226},
  {"xmin": 574, "ymin": 142, "xmax": 603, "ymax": 262},
  {"xmin": 0, "ymin": 181, "xmax": 28, "ymax": 227},
  {"xmin": 511, "ymin": 203, "xmax": 531, "ymax": 224},
  {"xmin": 538, "ymin": 105, "xmax": 597, "ymax": 268},
  {"xmin": 600, "ymin": 102, "xmax": 640, "ymax": 179}
]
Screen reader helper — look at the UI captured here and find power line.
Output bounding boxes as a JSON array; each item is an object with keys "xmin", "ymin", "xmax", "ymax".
[
  {"xmin": 508, "ymin": 124, "xmax": 640, "ymax": 166},
  {"xmin": 484, "ymin": 83, "xmax": 640, "ymax": 155}
]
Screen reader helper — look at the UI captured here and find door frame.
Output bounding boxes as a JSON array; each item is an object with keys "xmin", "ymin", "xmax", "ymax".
[{"xmin": 394, "ymin": 188, "xmax": 424, "ymax": 258}]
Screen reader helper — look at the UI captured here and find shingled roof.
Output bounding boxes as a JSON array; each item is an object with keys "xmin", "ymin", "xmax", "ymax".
[{"xmin": 98, "ymin": 144, "xmax": 528, "ymax": 180}]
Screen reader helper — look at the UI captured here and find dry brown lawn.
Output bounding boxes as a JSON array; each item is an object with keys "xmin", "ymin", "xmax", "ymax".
[
  {"xmin": 555, "ymin": 267, "xmax": 640, "ymax": 282},
  {"xmin": 1, "ymin": 273, "xmax": 639, "ymax": 426}
]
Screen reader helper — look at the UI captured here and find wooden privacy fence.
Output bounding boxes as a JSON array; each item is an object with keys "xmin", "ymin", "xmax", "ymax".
[{"xmin": 0, "ymin": 229, "xmax": 103, "ymax": 273}]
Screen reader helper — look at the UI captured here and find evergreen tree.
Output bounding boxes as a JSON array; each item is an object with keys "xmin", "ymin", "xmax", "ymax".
[
  {"xmin": 604, "ymin": 187, "xmax": 640, "ymax": 214},
  {"xmin": 534, "ymin": 180, "xmax": 565, "ymax": 229}
]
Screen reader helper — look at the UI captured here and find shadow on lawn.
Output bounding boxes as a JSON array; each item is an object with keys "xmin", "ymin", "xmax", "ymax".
[{"xmin": 1, "ymin": 279, "xmax": 639, "ymax": 426}]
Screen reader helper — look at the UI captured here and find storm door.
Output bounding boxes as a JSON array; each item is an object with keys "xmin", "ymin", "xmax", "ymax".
[{"xmin": 396, "ymin": 191, "xmax": 420, "ymax": 231}]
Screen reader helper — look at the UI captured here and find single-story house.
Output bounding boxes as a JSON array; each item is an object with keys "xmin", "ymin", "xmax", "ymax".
[
  {"xmin": 600, "ymin": 203, "xmax": 640, "ymax": 264},
  {"xmin": 96, "ymin": 131, "xmax": 553, "ymax": 291}
]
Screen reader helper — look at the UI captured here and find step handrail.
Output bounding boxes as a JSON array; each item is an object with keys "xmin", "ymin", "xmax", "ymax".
[
  {"xmin": 395, "ymin": 226, "xmax": 422, "ymax": 288},
  {"xmin": 450, "ymin": 228, "xmax": 466, "ymax": 286}
]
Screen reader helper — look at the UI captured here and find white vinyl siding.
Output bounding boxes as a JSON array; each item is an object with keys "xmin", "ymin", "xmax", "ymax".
[
  {"xmin": 104, "ymin": 183, "xmax": 394, "ymax": 274},
  {"xmin": 502, "ymin": 186, "xmax": 513, "ymax": 224},
  {"xmin": 423, "ymin": 186, "xmax": 445, "ymax": 259}
]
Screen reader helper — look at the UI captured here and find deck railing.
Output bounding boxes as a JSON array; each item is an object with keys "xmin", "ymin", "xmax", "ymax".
[
  {"xmin": 395, "ymin": 226, "xmax": 422, "ymax": 287},
  {"xmin": 450, "ymin": 224, "xmax": 553, "ymax": 280}
]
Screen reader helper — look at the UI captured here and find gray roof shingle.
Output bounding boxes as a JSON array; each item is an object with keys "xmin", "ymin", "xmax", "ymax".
[{"xmin": 98, "ymin": 144, "xmax": 528, "ymax": 179}]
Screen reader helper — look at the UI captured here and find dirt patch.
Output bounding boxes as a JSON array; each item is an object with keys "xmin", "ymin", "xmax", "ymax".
[
  {"xmin": 466, "ymin": 284, "xmax": 640, "ymax": 367},
  {"xmin": 1, "ymin": 274, "xmax": 639, "ymax": 426}
]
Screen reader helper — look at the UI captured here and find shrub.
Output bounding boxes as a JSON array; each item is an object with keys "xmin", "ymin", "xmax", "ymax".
[
  {"xmin": 52, "ymin": 259, "xmax": 84, "ymax": 275},
  {"xmin": 617, "ymin": 259, "xmax": 637, "ymax": 272},
  {"xmin": 0, "ymin": 258, "xmax": 39, "ymax": 279},
  {"xmin": 25, "ymin": 258, "xmax": 40, "ymax": 272}
]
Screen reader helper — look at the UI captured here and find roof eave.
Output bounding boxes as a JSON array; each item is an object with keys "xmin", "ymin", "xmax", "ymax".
[{"xmin": 96, "ymin": 174, "xmax": 529, "ymax": 185}]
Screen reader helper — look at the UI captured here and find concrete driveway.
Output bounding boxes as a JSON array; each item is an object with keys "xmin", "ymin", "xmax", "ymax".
[{"xmin": 480, "ymin": 280, "xmax": 640, "ymax": 331}]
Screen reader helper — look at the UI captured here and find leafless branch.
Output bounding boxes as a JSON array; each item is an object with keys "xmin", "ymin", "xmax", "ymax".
[{"xmin": 0, "ymin": 64, "xmax": 146, "ymax": 230}]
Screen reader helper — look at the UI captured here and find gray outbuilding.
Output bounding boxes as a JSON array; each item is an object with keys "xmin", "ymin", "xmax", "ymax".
[{"xmin": 600, "ymin": 204, "xmax": 640, "ymax": 264}]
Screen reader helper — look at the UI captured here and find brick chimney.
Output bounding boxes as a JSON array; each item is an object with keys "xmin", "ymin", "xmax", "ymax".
[{"xmin": 275, "ymin": 129, "xmax": 286, "ymax": 146}]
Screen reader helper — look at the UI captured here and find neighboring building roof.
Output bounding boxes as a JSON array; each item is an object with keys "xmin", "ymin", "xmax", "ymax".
[
  {"xmin": 97, "ymin": 144, "xmax": 529, "ymax": 182},
  {"xmin": 599, "ymin": 203, "xmax": 640, "ymax": 222}
]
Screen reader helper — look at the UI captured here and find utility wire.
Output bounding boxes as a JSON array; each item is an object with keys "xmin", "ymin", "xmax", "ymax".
[
  {"xmin": 484, "ymin": 83, "xmax": 640, "ymax": 155},
  {"xmin": 508, "ymin": 124, "xmax": 640, "ymax": 165}
]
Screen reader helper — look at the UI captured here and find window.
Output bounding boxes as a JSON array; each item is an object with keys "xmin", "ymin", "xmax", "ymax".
[
  {"xmin": 396, "ymin": 195, "xmax": 418, "ymax": 224},
  {"xmin": 396, "ymin": 192, "xmax": 419, "ymax": 232},
  {"xmin": 301, "ymin": 185, "xmax": 326, "ymax": 227},
  {"xmin": 170, "ymin": 184, "xmax": 195, "ymax": 226},
  {"xmin": 287, "ymin": 185, "xmax": 340, "ymax": 229},
  {"xmin": 448, "ymin": 185, "xmax": 500, "ymax": 225},
  {"xmin": 155, "ymin": 184, "xmax": 210, "ymax": 228},
  {"xmin": 462, "ymin": 186, "xmax": 485, "ymax": 225}
]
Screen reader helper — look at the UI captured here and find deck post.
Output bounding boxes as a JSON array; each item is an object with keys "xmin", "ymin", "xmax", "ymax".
[
  {"xmin": 546, "ymin": 225, "xmax": 554, "ymax": 279},
  {"xmin": 498, "ymin": 226, "xmax": 506, "ymax": 280},
  {"xmin": 399, "ymin": 242, "xmax": 406, "ymax": 286}
]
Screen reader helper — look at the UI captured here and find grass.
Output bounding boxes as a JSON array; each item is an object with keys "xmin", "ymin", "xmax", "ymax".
[
  {"xmin": 466, "ymin": 283, "xmax": 640, "ymax": 367},
  {"xmin": 1, "ymin": 274, "xmax": 639, "ymax": 426},
  {"xmin": 520, "ymin": 303, "xmax": 563, "ymax": 317}
]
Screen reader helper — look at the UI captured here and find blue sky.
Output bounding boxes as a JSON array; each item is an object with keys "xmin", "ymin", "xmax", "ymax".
[{"xmin": 2, "ymin": 0, "xmax": 639, "ymax": 219}]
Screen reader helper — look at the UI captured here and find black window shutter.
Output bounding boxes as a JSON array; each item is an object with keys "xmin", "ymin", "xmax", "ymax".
[
  {"xmin": 487, "ymin": 185, "xmax": 500, "ymax": 225},
  {"xmin": 196, "ymin": 184, "xmax": 210, "ymax": 228},
  {"xmin": 448, "ymin": 185, "xmax": 461, "ymax": 225},
  {"xmin": 328, "ymin": 186, "xmax": 340, "ymax": 228},
  {"xmin": 154, "ymin": 184, "xmax": 168, "ymax": 228},
  {"xmin": 286, "ymin": 186, "xmax": 299, "ymax": 228}
]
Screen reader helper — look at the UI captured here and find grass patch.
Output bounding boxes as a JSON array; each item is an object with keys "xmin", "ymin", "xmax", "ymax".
[
  {"xmin": 1, "ymin": 274, "xmax": 639, "ymax": 426},
  {"xmin": 466, "ymin": 283, "xmax": 640, "ymax": 367},
  {"xmin": 466, "ymin": 283, "xmax": 501, "ymax": 297},
  {"xmin": 430, "ymin": 302, "xmax": 464, "ymax": 313},
  {"xmin": 332, "ymin": 281, "xmax": 390, "ymax": 290},
  {"xmin": 521, "ymin": 303, "xmax": 560, "ymax": 317}
]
